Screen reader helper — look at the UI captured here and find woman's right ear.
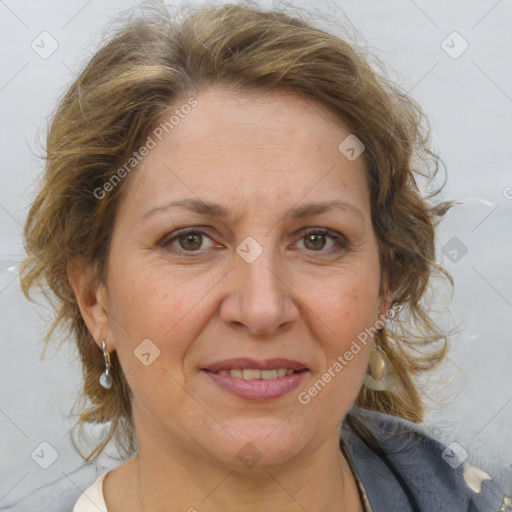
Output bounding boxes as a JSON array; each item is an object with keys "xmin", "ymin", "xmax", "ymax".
[{"xmin": 67, "ymin": 260, "xmax": 111, "ymax": 349}]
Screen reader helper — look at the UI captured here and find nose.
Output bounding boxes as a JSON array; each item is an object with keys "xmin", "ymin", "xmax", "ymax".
[{"xmin": 220, "ymin": 244, "xmax": 299, "ymax": 337}]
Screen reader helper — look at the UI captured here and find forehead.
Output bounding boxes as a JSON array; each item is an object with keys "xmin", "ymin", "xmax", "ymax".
[{"xmin": 119, "ymin": 87, "xmax": 370, "ymax": 220}]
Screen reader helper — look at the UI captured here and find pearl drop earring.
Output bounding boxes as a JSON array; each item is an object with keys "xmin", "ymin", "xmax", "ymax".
[{"xmin": 99, "ymin": 339, "xmax": 112, "ymax": 389}]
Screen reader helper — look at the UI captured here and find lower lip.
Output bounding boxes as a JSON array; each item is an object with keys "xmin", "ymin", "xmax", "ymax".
[{"xmin": 202, "ymin": 369, "xmax": 309, "ymax": 400}]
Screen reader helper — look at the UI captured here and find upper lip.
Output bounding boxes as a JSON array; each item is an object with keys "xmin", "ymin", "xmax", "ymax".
[{"xmin": 203, "ymin": 358, "xmax": 309, "ymax": 372}]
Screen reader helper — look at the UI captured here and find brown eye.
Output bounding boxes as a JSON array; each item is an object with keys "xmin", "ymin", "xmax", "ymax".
[
  {"xmin": 298, "ymin": 229, "xmax": 347, "ymax": 253},
  {"xmin": 161, "ymin": 228, "xmax": 217, "ymax": 254},
  {"xmin": 303, "ymin": 233, "xmax": 327, "ymax": 251},
  {"xmin": 178, "ymin": 232, "xmax": 203, "ymax": 251}
]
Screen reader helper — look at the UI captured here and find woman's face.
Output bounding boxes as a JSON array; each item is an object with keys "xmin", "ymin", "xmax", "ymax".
[{"xmin": 93, "ymin": 87, "xmax": 388, "ymax": 469}]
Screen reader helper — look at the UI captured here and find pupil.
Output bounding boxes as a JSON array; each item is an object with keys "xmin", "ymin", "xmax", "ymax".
[
  {"xmin": 306, "ymin": 234, "xmax": 325, "ymax": 250},
  {"xmin": 181, "ymin": 233, "xmax": 201, "ymax": 250}
]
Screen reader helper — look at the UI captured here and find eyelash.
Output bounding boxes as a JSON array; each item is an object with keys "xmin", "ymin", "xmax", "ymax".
[{"xmin": 159, "ymin": 227, "xmax": 349, "ymax": 257}]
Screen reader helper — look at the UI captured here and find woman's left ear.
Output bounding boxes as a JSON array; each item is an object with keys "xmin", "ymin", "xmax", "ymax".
[
  {"xmin": 377, "ymin": 270, "xmax": 393, "ymax": 322},
  {"xmin": 377, "ymin": 293, "xmax": 393, "ymax": 324}
]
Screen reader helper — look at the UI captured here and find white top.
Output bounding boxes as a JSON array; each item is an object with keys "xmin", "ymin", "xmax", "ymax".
[{"xmin": 72, "ymin": 471, "xmax": 110, "ymax": 512}]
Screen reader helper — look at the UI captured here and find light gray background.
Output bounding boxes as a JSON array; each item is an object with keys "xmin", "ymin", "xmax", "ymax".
[{"xmin": 1, "ymin": 0, "xmax": 511, "ymax": 508}]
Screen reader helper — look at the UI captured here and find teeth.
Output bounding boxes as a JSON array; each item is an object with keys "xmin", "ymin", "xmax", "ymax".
[
  {"xmin": 215, "ymin": 368, "xmax": 298, "ymax": 379},
  {"xmin": 243, "ymin": 369, "xmax": 261, "ymax": 380},
  {"xmin": 260, "ymin": 369, "xmax": 278, "ymax": 379}
]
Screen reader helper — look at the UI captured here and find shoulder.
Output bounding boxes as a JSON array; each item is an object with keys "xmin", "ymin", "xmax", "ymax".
[
  {"xmin": 72, "ymin": 472, "xmax": 109, "ymax": 512},
  {"xmin": 341, "ymin": 407, "xmax": 512, "ymax": 512},
  {"xmin": 1, "ymin": 465, "xmax": 110, "ymax": 512}
]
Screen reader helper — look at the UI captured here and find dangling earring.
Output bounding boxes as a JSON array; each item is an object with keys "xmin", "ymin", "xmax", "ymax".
[
  {"xmin": 369, "ymin": 345, "xmax": 388, "ymax": 379},
  {"xmin": 99, "ymin": 339, "xmax": 112, "ymax": 389},
  {"xmin": 363, "ymin": 311, "xmax": 390, "ymax": 391},
  {"xmin": 363, "ymin": 345, "xmax": 389, "ymax": 391}
]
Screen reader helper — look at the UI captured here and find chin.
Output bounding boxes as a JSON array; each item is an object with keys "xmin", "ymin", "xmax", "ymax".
[{"xmin": 197, "ymin": 417, "xmax": 314, "ymax": 470}]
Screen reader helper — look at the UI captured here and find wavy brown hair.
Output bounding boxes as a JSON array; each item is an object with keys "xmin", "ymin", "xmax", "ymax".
[{"xmin": 19, "ymin": 2, "xmax": 453, "ymax": 463}]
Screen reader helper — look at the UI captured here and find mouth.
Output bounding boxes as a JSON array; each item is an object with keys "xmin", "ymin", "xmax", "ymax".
[
  {"xmin": 207, "ymin": 368, "xmax": 301, "ymax": 380},
  {"xmin": 201, "ymin": 358, "xmax": 309, "ymax": 400}
]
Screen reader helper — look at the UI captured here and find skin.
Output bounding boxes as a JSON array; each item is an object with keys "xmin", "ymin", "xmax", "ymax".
[{"xmin": 71, "ymin": 86, "xmax": 390, "ymax": 511}]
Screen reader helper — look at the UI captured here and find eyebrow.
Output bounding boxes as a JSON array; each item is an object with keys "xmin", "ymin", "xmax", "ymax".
[{"xmin": 141, "ymin": 198, "xmax": 365, "ymax": 223}]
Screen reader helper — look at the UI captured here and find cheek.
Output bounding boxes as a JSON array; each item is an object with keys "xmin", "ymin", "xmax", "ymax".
[
  {"xmin": 306, "ymin": 273, "xmax": 380, "ymax": 339},
  {"xmin": 107, "ymin": 256, "xmax": 199, "ymax": 333},
  {"xmin": 299, "ymin": 269, "xmax": 379, "ymax": 400},
  {"xmin": 106, "ymin": 258, "xmax": 225, "ymax": 383},
  {"xmin": 300, "ymin": 283, "xmax": 374, "ymax": 418},
  {"xmin": 339, "ymin": 286, "xmax": 377, "ymax": 332}
]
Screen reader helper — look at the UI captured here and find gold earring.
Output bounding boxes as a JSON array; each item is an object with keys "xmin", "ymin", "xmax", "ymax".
[
  {"xmin": 363, "ymin": 345, "xmax": 389, "ymax": 391},
  {"xmin": 368, "ymin": 346, "xmax": 387, "ymax": 380}
]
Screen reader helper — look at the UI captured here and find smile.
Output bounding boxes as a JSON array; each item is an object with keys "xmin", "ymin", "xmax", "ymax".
[
  {"xmin": 202, "ymin": 368, "xmax": 309, "ymax": 400},
  {"xmin": 213, "ymin": 368, "xmax": 297, "ymax": 379}
]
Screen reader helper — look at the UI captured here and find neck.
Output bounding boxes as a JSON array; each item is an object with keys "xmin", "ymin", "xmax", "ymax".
[{"xmin": 128, "ymin": 429, "xmax": 360, "ymax": 512}]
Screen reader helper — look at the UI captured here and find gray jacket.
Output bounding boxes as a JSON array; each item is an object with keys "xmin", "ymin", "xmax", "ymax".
[{"xmin": 342, "ymin": 407, "xmax": 512, "ymax": 511}]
